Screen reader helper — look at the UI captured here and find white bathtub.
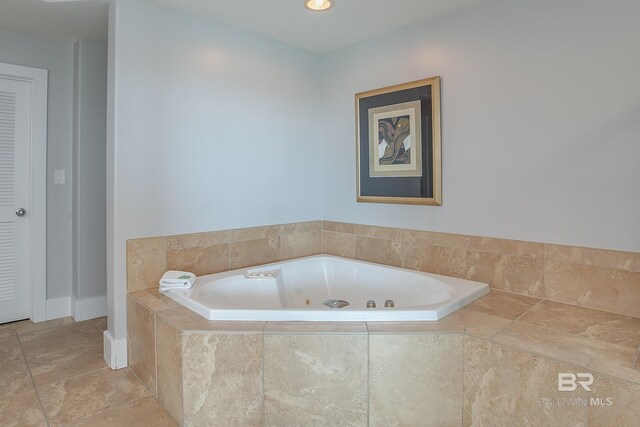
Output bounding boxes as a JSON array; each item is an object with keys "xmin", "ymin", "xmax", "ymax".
[{"xmin": 164, "ymin": 255, "xmax": 489, "ymax": 321}]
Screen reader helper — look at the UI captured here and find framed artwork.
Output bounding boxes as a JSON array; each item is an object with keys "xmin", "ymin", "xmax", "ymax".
[{"xmin": 356, "ymin": 77, "xmax": 442, "ymax": 205}]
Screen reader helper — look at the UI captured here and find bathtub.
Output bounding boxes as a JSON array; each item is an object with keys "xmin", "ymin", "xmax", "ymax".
[{"xmin": 164, "ymin": 255, "xmax": 489, "ymax": 321}]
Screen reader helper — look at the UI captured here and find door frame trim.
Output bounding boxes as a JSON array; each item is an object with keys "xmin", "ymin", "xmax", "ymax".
[{"xmin": 0, "ymin": 62, "xmax": 48, "ymax": 323}]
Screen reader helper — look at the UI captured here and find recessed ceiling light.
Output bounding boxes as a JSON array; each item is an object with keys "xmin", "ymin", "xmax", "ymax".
[{"xmin": 304, "ymin": 0, "xmax": 333, "ymax": 12}]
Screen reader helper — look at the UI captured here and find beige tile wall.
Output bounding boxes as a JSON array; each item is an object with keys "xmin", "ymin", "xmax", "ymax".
[
  {"xmin": 128, "ymin": 287, "xmax": 640, "ymax": 426},
  {"xmin": 127, "ymin": 221, "xmax": 323, "ymax": 291},
  {"xmin": 127, "ymin": 297, "xmax": 157, "ymax": 393},
  {"xmin": 264, "ymin": 332, "xmax": 368, "ymax": 426},
  {"xmin": 323, "ymin": 221, "xmax": 640, "ymax": 317},
  {"xmin": 463, "ymin": 336, "xmax": 588, "ymax": 426},
  {"xmin": 132, "ymin": 316, "xmax": 640, "ymax": 426},
  {"xmin": 129, "ymin": 297, "xmax": 185, "ymax": 424},
  {"xmin": 127, "ymin": 220, "xmax": 639, "ymax": 317},
  {"xmin": 369, "ymin": 333, "xmax": 463, "ymax": 426},
  {"xmin": 156, "ymin": 315, "xmax": 183, "ymax": 424},
  {"xmin": 183, "ymin": 333, "xmax": 263, "ymax": 427}
]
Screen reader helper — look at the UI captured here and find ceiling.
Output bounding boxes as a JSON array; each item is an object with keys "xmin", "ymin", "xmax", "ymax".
[
  {"xmin": 0, "ymin": 0, "xmax": 483, "ymax": 52},
  {"xmin": 0, "ymin": 0, "xmax": 108, "ymax": 42},
  {"xmin": 148, "ymin": 0, "xmax": 484, "ymax": 52}
]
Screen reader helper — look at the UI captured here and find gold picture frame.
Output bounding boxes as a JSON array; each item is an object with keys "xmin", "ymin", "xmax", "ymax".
[{"xmin": 356, "ymin": 77, "xmax": 442, "ymax": 205}]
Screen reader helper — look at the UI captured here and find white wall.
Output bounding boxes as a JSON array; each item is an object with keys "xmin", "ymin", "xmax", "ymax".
[
  {"xmin": 0, "ymin": 28, "xmax": 74, "ymax": 300},
  {"xmin": 72, "ymin": 39, "xmax": 107, "ymax": 320},
  {"xmin": 107, "ymin": 0, "xmax": 323, "ymax": 362},
  {"xmin": 106, "ymin": 0, "xmax": 640, "ymax": 366},
  {"xmin": 321, "ymin": 0, "xmax": 640, "ymax": 253}
]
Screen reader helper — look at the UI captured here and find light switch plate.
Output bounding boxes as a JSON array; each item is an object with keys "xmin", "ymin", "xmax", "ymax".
[{"xmin": 54, "ymin": 169, "xmax": 65, "ymax": 184}]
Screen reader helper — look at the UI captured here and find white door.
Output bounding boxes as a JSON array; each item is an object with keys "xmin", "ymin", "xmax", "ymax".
[{"xmin": 0, "ymin": 77, "xmax": 31, "ymax": 323}]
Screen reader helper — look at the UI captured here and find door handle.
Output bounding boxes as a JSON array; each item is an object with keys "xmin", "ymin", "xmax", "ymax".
[{"xmin": 16, "ymin": 208, "xmax": 26, "ymax": 217}]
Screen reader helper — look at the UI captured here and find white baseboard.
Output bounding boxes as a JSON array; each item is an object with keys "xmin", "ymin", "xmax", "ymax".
[
  {"xmin": 103, "ymin": 330, "xmax": 128, "ymax": 369},
  {"xmin": 45, "ymin": 296, "xmax": 72, "ymax": 320},
  {"xmin": 73, "ymin": 295, "xmax": 107, "ymax": 322},
  {"xmin": 44, "ymin": 295, "xmax": 108, "ymax": 322}
]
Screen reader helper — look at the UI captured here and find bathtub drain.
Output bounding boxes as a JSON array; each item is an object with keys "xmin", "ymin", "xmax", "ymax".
[{"xmin": 323, "ymin": 299, "xmax": 350, "ymax": 309}]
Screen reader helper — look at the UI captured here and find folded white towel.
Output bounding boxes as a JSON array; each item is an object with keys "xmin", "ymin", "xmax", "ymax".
[{"xmin": 159, "ymin": 271, "xmax": 196, "ymax": 292}]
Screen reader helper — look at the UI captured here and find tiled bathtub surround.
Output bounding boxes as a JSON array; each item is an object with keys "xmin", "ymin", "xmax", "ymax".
[
  {"xmin": 323, "ymin": 221, "xmax": 640, "ymax": 317},
  {"xmin": 127, "ymin": 221, "xmax": 322, "ymax": 291},
  {"xmin": 128, "ymin": 289, "xmax": 640, "ymax": 426},
  {"xmin": 126, "ymin": 220, "xmax": 640, "ymax": 425},
  {"xmin": 127, "ymin": 220, "xmax": 640, "ymax": 317}
]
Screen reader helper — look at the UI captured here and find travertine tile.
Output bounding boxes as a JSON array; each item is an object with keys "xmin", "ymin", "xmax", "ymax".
[
  {"xmin": 14, "ymin": 317, "xmax": 75, "ymax": 336},
  {"xmin": 68, "ymin": 396, "xmax": 177, "ymax": 427},
  {"xmin": 402, "ymin": 243, "xmax": 467, "ymax": 278},
  {"xmin": 127, "ymin": 297, "xmax": 156, "ymax": 394},
  {"xmin": 27, "ymin": 334, "xmax": 106, "ymax": 387},
  {"xmin": 367, "ymin": 319, "xmax": 466, "ymax": 334},
  {"xmin": 182, "ymin": 333, "xmax": 262, "ymax": 427},
  {"xmin": 445, "ymin": 308, "xmax": 513, "ymax": 339},
  {"xmin": 127, "ymin": 238, "xmax": 168, "ymax": 292},
  {"xmin": 90, "ymin": 316, "xmax": 108, "ymax": 333},
  {"xmin": 0, "ymin": 329, "xmax": 18, "ymax": 354},
  {"xmin": 264, "ymin": 334, "xmax": 367, "ymax": 426},
  {"xmin": 39, "ymin": 368, "xmax": 150, "ymax": 426},
  {"xmin": 412, "ymin": 229, "xmax": 468, "ymax": 249},
  {"xmin": 356, "ymin": 224, "xmax": 467, "ymax": 248},
  {"xmin": 445, "ymin": 287, "xmax": 540, "ymax": 337},
  {"xmin": 464, "ymin": 336, "xmax": 587, "ymax": 427},
  {"xmin": 229, "ymin": 224, "xmax": 280, "ymax": 242},
  {"xmin": 356, "ymin": 224, "xmax": 412, "ymax": 241},
  {"xmin": 156, "ymin": 316, "xmax": 183, "ymax": 424},
  {"xmin": 322, "ymin": 220, "xmax": 356, "ymax": 234},
  {"xmin": 279, "ymin": 221, "xmax": 323, "ymax": 235},
  {"xmin": 0, "ymin": 322, "xmax": 15, "ymax": 338},
  {"xmin": 145, "ymin": 289, "xmax": 185, "ymax": 309},
  {"xmin": 167, "ymin": 243, "xmax": 229, "ymax": 276},
  {"xmin": 588, "ymin": 356, "xmax": 640, "ymax": 385},
  {"xmin": 167, "ymin": 230, "xmax": 229, "ymax": 250},
  {"xmin": 231, "ymin": 222, "xmax": 322, "ymax": 242},
  {"xmin": 467, "ymin": 235, "xmax": 545, "ymax": 258},
  {"xmin": 356, "ymin": 236, "xmax": 403, "ymax": 267},
  {"xmin": 158, "ymin": 308, "xmax": 265, "ymax": 333},
  {"xmin": 370, "ymin": 334, "xmax": 463, "ymax": 427},
  {"xmin": 462, "ymin": 290, "xmax": 541, "ymax": 320},
  {"xmin": 264, "ymin": 321, "xmax": 367, "ymax": 334},
  {"xmin": 279, "ymin": 231, "xmax": 322, "ymax": 260},
  {"xmin": 491, "ymin": 322, "xmax": 636, "ymax": 368},
  {"xmin": 466, "ymin": 251, "xmax": 545, "ymax": 297},
  {"xmin": 128, "ymin": 236, "xmax": 167, "ymax": 253},
  {"xmin": 588, "ymin": 373, "xmax": 640, "ymax": 426},
  {"xmin": 546, "ymin": 243, "xmax": 640, "ymax": 272},
  {"xmin": 19, "ymin": 320, "xmax": 101, "ymax": 357},
  {"xmin": 153, "ymin": 309, "xmax": 194, "ymax": 331},
  {"xmin": 128, "ymin": 290, "xmax": 176, "ymax": 313},
  {"xmin": 0, "ymin": 388, "xmax": 47, "ymax": 427},
  {"xmin": 322, "ymin": 230, "xmax": 356, "ymax": 258},
  {"xmin": 0, "ymin": 334, "xmax": 32, "ymax": 401},
  {"xmin": 230, "ymin": 237, "xmax": 279, "ymax": 269},
  {"xmin": 518, "ymin": 300, "xmax": 640, "ymax": 349},
  {"xmin": 545, "ymin": 260, "xmax": 640, "ymax": 317}
]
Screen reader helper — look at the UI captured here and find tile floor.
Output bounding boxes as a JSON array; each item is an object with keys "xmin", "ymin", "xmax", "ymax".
[{"xmin": 0, "ymin": 317, "xmax": 177, "ymax": 426}]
